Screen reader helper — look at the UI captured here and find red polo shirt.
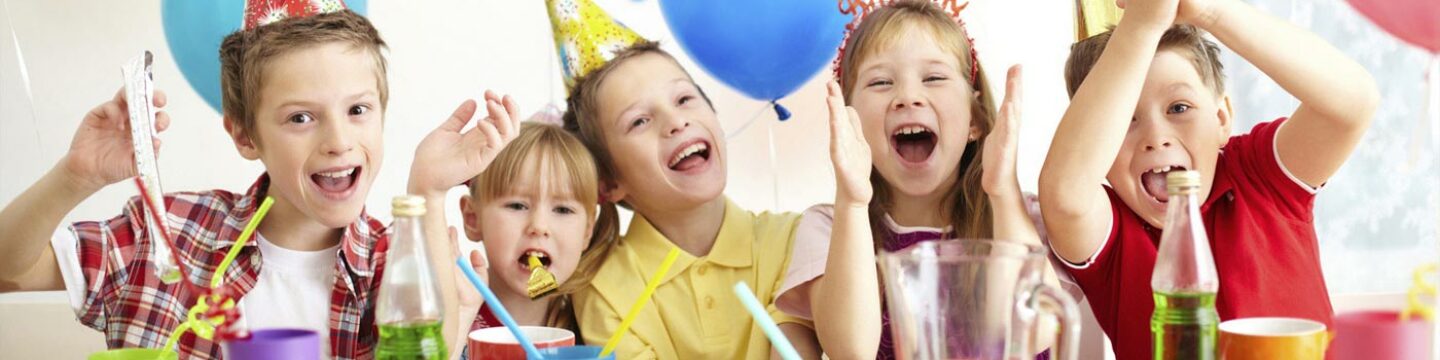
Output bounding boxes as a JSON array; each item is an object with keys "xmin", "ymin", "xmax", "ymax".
[{"xmin": 1062, "ymin": 118, "xmax": 1334, "ymax": 360}]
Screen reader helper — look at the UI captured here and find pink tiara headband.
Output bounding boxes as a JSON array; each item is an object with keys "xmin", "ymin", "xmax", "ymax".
[{"xmin": 832, "ymin": 0, "xmax": 980, "ymax": 90}]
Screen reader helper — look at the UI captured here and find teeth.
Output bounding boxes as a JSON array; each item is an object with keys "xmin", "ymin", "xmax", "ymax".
[
  {"xmin": 895, "ymin": 125, "xmax": 929, "ymax": 136},
  {"xmin": 669, "ymin": 143, "xmax": 708, "ymax": 167},
  {"xmin": 525, "ymin": 250, "xmax": 549, "ymax": 260},
  {"xmin": 318, "ymin": 167, "xmax": 355, "ymax": 178},
  {"xmin": 1147, "ymin": 165, "xmax": 1181, "ymax": 174}
]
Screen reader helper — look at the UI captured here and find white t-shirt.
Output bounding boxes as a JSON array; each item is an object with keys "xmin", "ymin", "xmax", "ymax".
[{"xmin": 53, "ymin": 229, "xmax": 338, "ymax": 350}]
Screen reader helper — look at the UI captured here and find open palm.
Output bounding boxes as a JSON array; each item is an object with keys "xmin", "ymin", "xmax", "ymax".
[
  {"xmin": 826, "ymin": 81, "xmax": 873, "ymax": 206},
  {"xmin": 63, "ymin": 87, "xmax": 170, "ymax": 192}
]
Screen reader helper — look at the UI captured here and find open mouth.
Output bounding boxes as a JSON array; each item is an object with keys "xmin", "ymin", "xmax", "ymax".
[
  {"xmin": 667, "ymin": 140, "xmax": 712, "ymax": 171},
  {"xmin": 518, "ymin": 250, "xmax": 552, "ymax": 270},
  {"xmin": 1140, "ymin": 165, "xmax": 1188, "ymax": 203},
  {"xmin": 890, "ymin": 125, "xmax": 937, "ymax": 164},
  {"xmin": 311, "ymin": 166, "xmax": 361, "ymax": 196}
]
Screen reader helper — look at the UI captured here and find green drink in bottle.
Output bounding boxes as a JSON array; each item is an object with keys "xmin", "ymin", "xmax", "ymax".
[
  {"xmin": 377, "ymin": 196, "xmax": 447, "ymax": 359},
  {"xmin": 1151, "ymin": 170, "xmax": 1219, "ymax": 360}
]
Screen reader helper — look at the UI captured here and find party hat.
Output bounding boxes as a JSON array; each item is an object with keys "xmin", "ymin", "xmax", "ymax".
[
  {"xmin": 833, "ymin": 0, "xmax": 978, "ymax": 89},
  {"xmin": 546, "ymin": 0, "xmax": 646, "ymax": 90},
  {"xmin": 1075, "ymin": 0, "xmax": 1124, "ymax": 41},
  {"xmin": 245, "ymin": 0, "xmax": 349, "ymax": 30}
]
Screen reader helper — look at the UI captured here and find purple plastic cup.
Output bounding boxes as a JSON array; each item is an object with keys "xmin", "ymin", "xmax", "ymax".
[{"xmin": 222, "ymin": 328, "xmax": 321, "ymax": 360}]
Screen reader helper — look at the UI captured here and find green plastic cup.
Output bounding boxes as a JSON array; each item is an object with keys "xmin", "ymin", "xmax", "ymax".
[{"xmin": 87, "ymin": 348, "xmax": 177, "ymax": 360}]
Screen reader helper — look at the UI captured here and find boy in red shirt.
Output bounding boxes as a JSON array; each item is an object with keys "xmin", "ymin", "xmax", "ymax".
[{"xmin": 1038, "ymin": 0, "xmax": 1378, "ymax": 358}]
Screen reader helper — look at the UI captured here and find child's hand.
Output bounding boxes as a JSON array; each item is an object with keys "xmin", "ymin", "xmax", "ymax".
[
  {"xmin": 1175, "ymin": 0, "xmax": 1223, "ymax": 28},
  {"xmin": 826, "ymin": 81, "xmax": 873, "ymax": 208},
  {"xmin": 981, "ymin": 65, "xmax": 1023, "ymax": 198},
  {"xmin": 408, "ymin": 90, "xmax": 522, "ymax": 197},
  {"xmin": 1116, "ymin": 0, "xmax": 1179, "ymax": 32},
  {"xmin": 60, "ymin": 87, "xmax": 171, "ymax": 193},
  {"xmin": 447, "ymin": 227, "xmax": 488, "ymax": 309}
]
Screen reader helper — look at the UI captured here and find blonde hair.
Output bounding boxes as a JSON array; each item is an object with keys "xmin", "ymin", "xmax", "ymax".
[
  {"xmin": 219, "ymin": 10, "xmax": 389, "ymax": 144},
  {"xmin": 467, "ymin": 122, "xmax": 620, "ymax": 331},
  {"xmin": 837, "ymin": 0, "xmax": 996, "ymax": 244}
]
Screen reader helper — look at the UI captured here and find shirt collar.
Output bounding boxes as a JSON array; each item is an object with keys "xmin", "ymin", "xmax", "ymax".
[{"xmin": 624, "ymin": 198, "xmax": 753, "ymax": 282}]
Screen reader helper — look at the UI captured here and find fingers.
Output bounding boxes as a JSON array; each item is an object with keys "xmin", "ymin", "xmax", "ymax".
[
  {"xmin": 469, "ymin": 249, "xmax": 489, "ymax": 275},
  {"xmin": 999, "ymin": 65, "xmax": 1024, "ymax": 130},
  {"xmin": 155, "ymin": 111, "xmax": 172, "ymax": 133},
  {"xmin": 1115, "ymin": 0, "xmax": 1127, "ymax": 9},
  {"xmin": 502, "ymin": 95, "xmax": 521, "ymax": 130},
  {"xmin": 446, "ymin": 226, "xmax": 460, "ymax": 256},
  {"xmin": 846, "ymin": 107, "xmax": 865, "ymax": 144},
  {"xmin": 478, "ymin": 99, "xmax": 505, "ymax": 147},
  {"xmin": 153, "ymin": 89, "xmax": 168, "ymax": 108},
  {"xmin": 441, "ymin": 100, "xmax": 479, "ymax": 133},
  {"xmin": 825, "ymin": 81, "xmax": 848, "ymax": 136}
]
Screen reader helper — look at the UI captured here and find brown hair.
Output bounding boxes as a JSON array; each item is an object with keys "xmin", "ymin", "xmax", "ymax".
[
  {"xmin": 560, "ymin": 40, "xmax": 713, "ymax": 210},
  {"xmin": 219, "ymin": 10, "xmax": 389, "ymax": 144},
  {"xmin": 1064, "ymin": 24, "xmax": 1226, "ymax": 98},
  {"xmin": 467, "ymin": 122, "xmax": 621, "ymax": 331},
  {"xmin": 837, "ymin": 0, "xmax": 996, "ymax": 244}
]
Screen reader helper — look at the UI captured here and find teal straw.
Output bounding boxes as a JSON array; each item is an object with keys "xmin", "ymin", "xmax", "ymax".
[
  {"xmin": 456, "ymin": 257, "xmax": 544, "ymax": 359},
  {"xmin": 733, "ymin": 282, "xmax": 801, "ymax": 360}
]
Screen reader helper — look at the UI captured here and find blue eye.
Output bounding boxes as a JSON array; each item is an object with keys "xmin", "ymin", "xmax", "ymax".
[
  {"xmin": 288, "ymin": 113, "xmax": 315, "ymax": 124},
  {"xmin": 1167, "ymin": 103, "xmax": 1191, "ymax": 114}
]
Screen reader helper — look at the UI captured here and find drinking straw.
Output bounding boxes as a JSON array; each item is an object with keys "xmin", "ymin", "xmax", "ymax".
[
  {"xmin": 599, "ymin": 247, "xmax": 681, "ymax": 357},
  {"xmin": 456, "ymin": 257, "xmax": 544, "ymax": 359},
  {"xmin": 733, "ymin": 282, "xmax": 800, "ymax": 360},
  {"xmin": 161, "ymin": 197, "xmax": 275, "ymax": 355}
]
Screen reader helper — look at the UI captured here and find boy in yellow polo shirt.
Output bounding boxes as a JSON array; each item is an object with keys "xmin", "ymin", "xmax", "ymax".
[{"xmin": 545, "ymin": 0, "xmax": 804, "ymax": 357}]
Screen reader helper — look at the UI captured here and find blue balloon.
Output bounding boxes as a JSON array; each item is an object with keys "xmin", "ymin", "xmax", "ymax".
[
  {"xmin": 161, "ymin": 0, "xmax": 368, "ymax": 112},
  {"xmin": 660, "ymin": 0, "xmax": 848, "ymax": 104}
]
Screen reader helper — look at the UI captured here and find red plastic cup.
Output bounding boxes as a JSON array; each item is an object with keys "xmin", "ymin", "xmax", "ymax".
[
  {"xmin": 468, "ymin": 326, "xmax": 575, "ymax": 360},
  {"xmin": 1327, "ymin": 310, "xmax": 1432, "ymax": 360}
]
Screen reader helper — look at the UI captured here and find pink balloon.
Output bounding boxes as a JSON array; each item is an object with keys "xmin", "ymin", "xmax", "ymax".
[{"xmin": 1346, "ymin": 0, "xmax": 1440, "ymax": 53}]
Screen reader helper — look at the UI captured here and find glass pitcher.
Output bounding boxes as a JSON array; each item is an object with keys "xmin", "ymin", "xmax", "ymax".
[{"xmin": 879, "ymin": 239, "xmax": 1080, "ymax": 360}]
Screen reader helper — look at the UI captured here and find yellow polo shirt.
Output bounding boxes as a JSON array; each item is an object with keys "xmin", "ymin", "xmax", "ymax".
[{"xmin": 574, "ymin": 198, "xmax": 805, "ymax": 359}]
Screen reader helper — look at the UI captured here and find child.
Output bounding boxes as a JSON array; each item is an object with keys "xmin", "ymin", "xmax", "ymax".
[
  {"xmin": 770, "ymin": 1, "xmax": 1043, "ymax": 358},
  {"xmin": 0, "ymin": 8, "xmax": 463, "ymax": 359},
  {"xmin": 559, "ymin": 38, "xmax": 805, "ymax": 359},
  {"xmin": 1038, "ymin": 0, "xmax": 1378, "ymax": 357},
  {"xmin": 454, "ymin": 121, "xmax": 620, "ymax": 339}
]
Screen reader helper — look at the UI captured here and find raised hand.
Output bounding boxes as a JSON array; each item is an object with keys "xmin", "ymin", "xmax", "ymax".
[
  {"xmin": 1116, "ymin": 0, "xmax": 1179, "ymax": 32},
  {"xmin": 408, "ymin": 90, "xmax": 523, "ymax": 197},
  {"xmin": 60, "ymin": 87, "xmax": 171, "ymax": 193},
  {"xmin": 981, "ymin": 65, "xmax": 1024, "ymax": 198},
  {"xmin": 826, "ymin": 81, "xmax": 873, "ymax": 208}
]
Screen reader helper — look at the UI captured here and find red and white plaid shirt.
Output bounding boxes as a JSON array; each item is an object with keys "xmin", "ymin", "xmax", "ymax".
[{"xmin": 66, "ymin": 175, "xmax": 388, "ymax": 359}]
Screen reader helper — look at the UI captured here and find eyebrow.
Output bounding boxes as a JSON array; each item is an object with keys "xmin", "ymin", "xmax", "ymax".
[
  {"xmin": 611, "ymin": 78, "xmax": 692, "ymax": 127},
  {"xmin": 274, "ymin": 90, "xmax": 379, "ymax": 109}
]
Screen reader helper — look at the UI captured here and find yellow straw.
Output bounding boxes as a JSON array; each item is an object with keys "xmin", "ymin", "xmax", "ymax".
[
  {"xmin": 161, "ymin": 196, "xmax": 275, "ymax": 355},
  {"xmin": 1401, "ymin": 263, "xmax": 1437, "ymax": 321},
  {"xmin": 211, "ymin": 197, "xmax": 275, "ymax": 288},
  {"xmin": 599, "ymin": 247, "xmax": 681, "ymax": 357}
]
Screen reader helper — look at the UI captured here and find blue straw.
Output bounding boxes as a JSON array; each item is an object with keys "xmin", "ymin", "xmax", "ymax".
[
  {"xmin": 456, "ymin": 257, "xmax": 544, "ymax": 359},
  {"xmin": 732, "ymin": 282, "xmax": 801, "ymax": 360}
]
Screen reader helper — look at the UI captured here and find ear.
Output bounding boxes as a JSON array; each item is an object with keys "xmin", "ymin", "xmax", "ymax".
[
  {"xmin": 224, "ymin": 116, "xmax": 261, "ymax": 160},
  {"xmin": 458, "ymin": 194, "xmax": 483, "ymax": 241},
  {"xmin": 1216, "ymin": 95, "xmax": 1234, "ymax": 148},
  {"xmin": 602, "ymin": 181, "xmax": 627, "ymax": 204}
]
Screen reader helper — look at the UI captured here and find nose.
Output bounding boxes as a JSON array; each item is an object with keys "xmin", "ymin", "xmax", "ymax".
[
  {"xmin": 320, "ymin": 114, "xmax": 354, "ymax": 156},
  {"xmin": 660, "ymin": 109, "xmax": 690, "ymax": 137},
  {"xmin": 1136, "ymin": 118, "xmax": 1176, "ymax": 152},
  {"xmin": 891, "ymin": 82, "xmax": 929, "ymax": 111},
  {"xmin": 526, "ymin": 209, "xmax": 551, "ymax": 238}
]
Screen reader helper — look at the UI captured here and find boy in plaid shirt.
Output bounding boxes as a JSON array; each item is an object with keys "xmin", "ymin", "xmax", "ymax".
[{"xmin": 0, "ymin": 6, "xmax": 494, "ymax": 359}]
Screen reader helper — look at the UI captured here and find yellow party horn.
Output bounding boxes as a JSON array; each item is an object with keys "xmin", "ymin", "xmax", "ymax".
[
  {"xmin": 526, "ymin": 254, "xmax": 559, "ymax": 299},
  {"xmin": 1401, "ymin": 263, "xmax": 1437, "ymax": 321}
]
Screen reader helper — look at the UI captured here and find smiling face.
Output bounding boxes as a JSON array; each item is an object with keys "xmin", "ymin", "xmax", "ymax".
[
  {"xmin": 232, "ymin": 42, "xmax": 384, "ymax": 229},
  {"xmin": 591, "ymin": 53, "xmax": 726, "ymax": 212},
  {"xmin": 461, "ymin": 155, "xmax": 594, "ymax": 300},
  {"xmin": 848, "ymin": 23, "xmax": 981, "ymax": 199},
  {"xmin": 1106, "ymin": 50, "xmax": 1232, "ymax": 227}
]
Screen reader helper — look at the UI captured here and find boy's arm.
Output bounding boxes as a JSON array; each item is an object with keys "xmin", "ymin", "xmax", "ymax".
[
  {"xmin": 1039, "ymin": 0, "xmax": 1173, "ymax": 264},
  {"xmin": 1194, "ymin": 0, "xmax": 1379, "ymax": 187},
  {"xmin": 808, "ymin": 81, "xmax": 883, "ymax": 359},
  {"xmin": 0, "ymin": 88, "xmax": 170, "ymax": 291},
  {"xmin": 408, "ymin": 92, "xmax": 521, "ymax": 352}
]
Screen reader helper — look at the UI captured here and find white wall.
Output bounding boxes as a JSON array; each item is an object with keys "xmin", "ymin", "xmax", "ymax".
[
  {"xmin": 1, "ymin": 0, "xmax": 1434, "ymax": 296},
  {"xmin": 0, "ymin": 0, "xmax": 1073, "ymax": 235}
]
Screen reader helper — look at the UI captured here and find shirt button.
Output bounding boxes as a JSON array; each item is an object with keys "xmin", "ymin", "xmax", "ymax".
[
  {"xmin": 697, "ymin": 264, "xmax": 708, "ymax": 276},
  {"xmin": 705, "ymin": 296, "xmax": 715, "ymax": 309}
]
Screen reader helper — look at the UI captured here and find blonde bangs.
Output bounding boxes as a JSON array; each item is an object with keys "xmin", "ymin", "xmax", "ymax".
[
  {"xmin": 840, "ymin": 1, "xmax": 974, "ymax": 100},
  {"xmin": 472, "ymin": 123, "xmax": 600, "ymax": 216}
]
